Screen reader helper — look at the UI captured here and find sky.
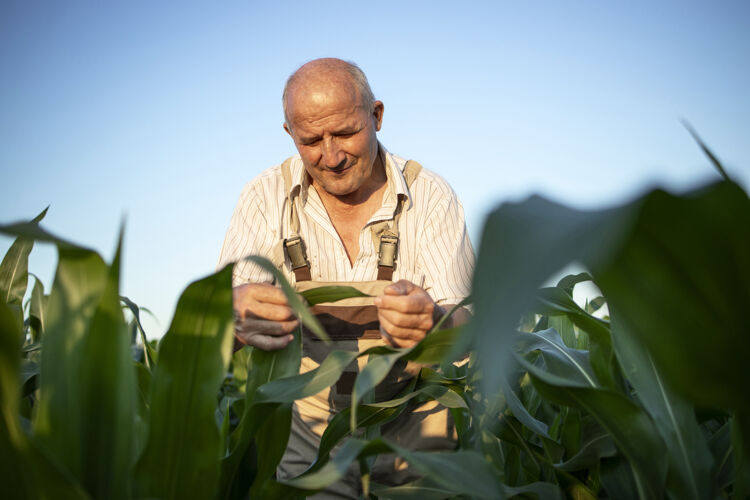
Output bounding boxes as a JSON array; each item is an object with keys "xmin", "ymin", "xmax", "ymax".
[{"xmin": 1, "ymin": 1, "xmax": 749, "ymax": 338}]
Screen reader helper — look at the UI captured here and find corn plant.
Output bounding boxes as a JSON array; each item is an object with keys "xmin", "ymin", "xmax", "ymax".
[{"xmin": 1, "ymin": 133, "xmax": 748, "ymax": 499}]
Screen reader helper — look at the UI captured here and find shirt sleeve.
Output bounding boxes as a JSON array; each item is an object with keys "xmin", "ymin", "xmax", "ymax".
[
  {"xmin": 418, "ymin": 182, "xmax": 475, "ymax": 306},
  {"xmin": 216, "ymin": 182, "xmax": 278, "ymax": 286}
]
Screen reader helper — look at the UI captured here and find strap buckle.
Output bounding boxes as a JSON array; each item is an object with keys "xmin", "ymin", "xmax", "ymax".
[
  {"xmin": 378, "ymin": 232, "xmax": 399, "ymax": 269},
  {"xmin": 284, "ymin": 235, "xmax": 309, "ymax": 270}
]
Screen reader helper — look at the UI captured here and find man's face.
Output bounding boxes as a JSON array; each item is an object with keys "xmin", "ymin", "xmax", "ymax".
[{"xmin": 284, "ymin": 82, "xmax": 384, "ymax": 200}]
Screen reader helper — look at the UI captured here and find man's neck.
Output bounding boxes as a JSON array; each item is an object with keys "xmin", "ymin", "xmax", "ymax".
[{"xmin": 312, "ymin": 154, "xmax": 388, "ymax": 213}]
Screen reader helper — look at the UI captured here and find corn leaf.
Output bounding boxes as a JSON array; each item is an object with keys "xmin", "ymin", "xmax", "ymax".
[
  {"xmin": 610, "ymin": 314, "xmax": 712, "ymax": 499},
  {"xmin": 218, "ymin": 324, "xmax": 302, "ymax": 499},
  {"xmin": 521, "ymin": 358, "xmax": 667, "ymax": 499},
  {"xmin": 27, "ymin": 274, "xmax": 47, "ymax": 343},
  {"xmin": 133, "ymin": 264, "xmax": 234, "ymax": 499},
  {"xmin": 370, "ymin": 477, "xmax": 453, "ymax": 499},
  {"xmin": 281, "ymin": 438, "xmax": 505, "ymax": 499},
  {"xmin": 33, "ymin": 245, "xmax": 109, "ymax": 481},
  {"xmin": 1, "ymin": 285, "xmax": 89, "ymax": 500},
  {"xmin": 0, "ymin": 208, "xmax": 47, "ymax": 333},
  {"xmin": 468, "ymin": 180, "xmax": 749, "ymax": 415},
  {"xmin": 300, "ymin": 285, "xmax": 370, "ymax": 305},
  {"xmin": 120, "ymin": 295, "xmax": 156, "ymax": 370},
  {"xmin": 245, "ymin": 255, "xmax": 328, "ymax": 342}
]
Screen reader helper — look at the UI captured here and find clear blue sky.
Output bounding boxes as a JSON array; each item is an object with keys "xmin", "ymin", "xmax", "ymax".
[{"xmin": 2, "ymin": 1, "xmax": 748, "ymax": 338}]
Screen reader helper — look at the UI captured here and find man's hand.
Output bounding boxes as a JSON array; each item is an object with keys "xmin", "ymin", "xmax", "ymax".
[
  {"xmin": 374, "ymin": 279, "xmax": 443, "ymax": 348},
  {"xmin": 233, "ymin": 283, "xmax": 299, "ymax": 351}
]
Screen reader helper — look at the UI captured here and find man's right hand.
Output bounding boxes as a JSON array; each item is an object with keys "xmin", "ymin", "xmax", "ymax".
[{"xmin": 233, "ymin": 283, "xmax": 300, "ymax": 351}]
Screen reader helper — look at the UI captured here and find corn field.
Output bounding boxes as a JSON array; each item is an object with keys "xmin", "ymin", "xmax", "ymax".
[{"xmin": 1, "ymin": 138, "xmax": 749, "ymax": 499}]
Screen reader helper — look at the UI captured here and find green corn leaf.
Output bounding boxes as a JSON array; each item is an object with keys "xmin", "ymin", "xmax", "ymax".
[
  {"xmin": 249, "ymin": 402, "xmax": 293, "ymax": 498},
  {"xmin": 281, "ymin": 438, "xmax": 505, "ymax": 499},
  {"xmin": 682, "ymin": 120, "xmax": 731, "ymax": 182},
  {"xmin": 255, "ymin": 349, "xmax": 359, "ymax": 404},
  {"xmin": 34, "ymin": 246, "xmax": 109, "ymax": 481},
  {"xmin": 370, "ymin": 477, "xmax": 453, "ymax": 499},
  {"xmin": 307, "ymin": 404, "xmax": 406, "ymax": 475},
  {"xmin": 351, "ymin": 350, "xmax": 404, "ymax": 430},
  {"xmin": 469, "ymin": 180, "xmax": 750, "ymax": 418},
  {"xmin": 503, "ymin": 481, "xmax": 566, "ymax": 499},
  {"xmin": 732, "ymin": 411, "xmax": 750, "ymax": 500},
  {"xmin": 402, "ymin": 326, "xmax": 461, "ymax": 365},
  {"xmin": 300, "ymin": 285, "xmax": 370, "ymax": 305},
  {"xmin": 515, "ymin": 329, "xmax": 598, "ymax": 388},
  {"xmin": 533, "ymin": 287, "xmax": 617, "ymax": 389},
  {"xmin": 600, "ymin": 456, "xmax": 639, "ymax": 500},
  {"xmin": 591, "ymin": 182, "xmax": 750, "ymax": 414},
  {"xmin": 555, "ymin": 420, "xmax": 617, "ymax": 472},
  {"xmin": 27, "ymin": 274, "xmax": 47, "ymax": 343},
  {"xmin": 74, "ymin": 231, "xmax": 134, "ymax": 500},
  {"xmin": 218, "ymin": 325, "xmax": 302, "ymax": 499},
  {"xmin": 1, "ymin": 283, "xmax": 89, "ymax": 500},
  {"xmin": 610, "ymin": 313, "xmax": 713, "ymax": 499},
  {"xmin": 245, "ymin": 255, "xmax": 329, "ymax": 342},
  {"xmin": 523, "ymin": 360, "xmax": 667, "ymax": 499},
  {"xmin": 586, "ymin": 296, "xmax": 606, "ymax": 315},
  {"xmin": 363, "ymin": 384, "xmax": 467, "ymax": 409},
  {"xmin": 133, "ymin": 264, "xmax": 234, "ymax": 500},
  {"xmin": 556, "ymin": 272, "xmax": 593, "ymax": 294},
  {"xmin": 120, "ymin": 296, "xmax": 156, "ymax": 370},
  {"xmin": 500, "ymin": 363, "xmax": 551, "ymax": 439},
  {"xmin": 133, "ymin": 361, "xmax": 151, "ymax": 463},
  {"xmin": 244, "ymin": 330, "xmax": 300, "ymax": 497},
  {"xmin": 0, "ymin": 208, "xmax": 48, "ymax": 333},
  {"xmin": 707, "ymin": 421, "xmax": 733, "ymax": 491},
  {"xmin": 548, "ymin": 315, "xmax": 576, "ymax": 349}
]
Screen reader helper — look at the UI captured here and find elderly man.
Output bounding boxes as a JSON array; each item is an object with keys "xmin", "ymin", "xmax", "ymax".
[{"xmin": 218, "ymin": 58, "xmax": 474, "ymax": 497}]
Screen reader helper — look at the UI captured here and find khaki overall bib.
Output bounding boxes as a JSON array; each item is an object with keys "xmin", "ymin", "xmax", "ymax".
[{"xmin": 274, "ymin": 156, "xmax": 456, "ymax": 497}]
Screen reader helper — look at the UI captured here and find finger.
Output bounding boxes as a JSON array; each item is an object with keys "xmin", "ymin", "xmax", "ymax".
[
  {"xmin": 379, "ymin": 326, "xmax": 400, "ymax": 348},
  {"xmin": 237, "ymin": 301, "xmax": 297, "ymax": 322},
  {"xmin": 383, "ymin": 279, "xmax": 414, "ymax": 296},
  {"xmin": 378, "ymin": 308, "xmax": 433, "ymax": 330},
  {"xmin": 236, "ymin": 318, "xmax": 299, "ymax": 336},
  {"xmin": 234, "ymin": 283, "xmax": 291, "ymax": 306},
  {"xmin": 378, "ymin": 315, "xmax": 428, "ymax": 343},
  {"xmin": 250, "ymin": 284, "xmax": 294, "ymax": 305},
  {"xmin": 376, "ymin": 294, "xmax": 434, "ymax": 315},
  {"xmin": 236, "ymin": 331, "xmax": 294, "ymax": 351}
]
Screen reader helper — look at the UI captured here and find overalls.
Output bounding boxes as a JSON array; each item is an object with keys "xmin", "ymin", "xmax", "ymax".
[{"xmin": 273, "ymin": 155, "xmax": 456, "ymax": 498}]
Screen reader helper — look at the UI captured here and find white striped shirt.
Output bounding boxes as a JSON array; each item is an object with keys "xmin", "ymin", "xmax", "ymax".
[{"xmin": 217, "ymin": 144, "xmax": 474, "ymax": 305}]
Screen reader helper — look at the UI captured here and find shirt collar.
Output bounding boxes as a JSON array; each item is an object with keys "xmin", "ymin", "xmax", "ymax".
[{"xmin": 286, "ymin": 142, "xmax": 413, "ymax": 211}]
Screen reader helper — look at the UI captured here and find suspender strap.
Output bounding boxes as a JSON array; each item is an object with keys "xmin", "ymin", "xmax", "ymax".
[
  {"xmin": 374, "ymin": 159, "xmax": 423, "ymax": 280},
  {"xmin": 281, "ymin": 157, "xmax": 312, "ymax": 282},
  {"xmin": 281, "ymin": 156, "xmax": 423, "ymax": 282}
]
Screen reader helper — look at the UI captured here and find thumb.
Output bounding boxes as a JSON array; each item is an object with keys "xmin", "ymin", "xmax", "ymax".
[{"xmin": 384, "ymin": 280, "xmax": 411, "ymax": 296}]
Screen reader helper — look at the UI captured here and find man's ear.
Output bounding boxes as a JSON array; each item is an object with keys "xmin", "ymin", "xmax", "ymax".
[
  {"xmin": 283, "ymin": 122, "xmax": 293, "ymax": 137},
  {"xmin": 372, "ymin": 101, "xmax": 384, "ymax": 131}
]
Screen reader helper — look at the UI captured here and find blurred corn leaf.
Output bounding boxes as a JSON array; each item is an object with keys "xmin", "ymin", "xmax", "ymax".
[
  {"xmin": 74, "ymin": 231, "xmax": 134, "ymax": 499},
  {"xmin": 280, "ymin": 438, "xmax": 505, "ymax": 499},
  {"xmin": 133, "ymin": 264, "xmax": 234, "ymax": 499},
  {"xmin": 0, "ymin": 300, "xmax": 89, "ymax": 500},
  {"xmin": 27, "ymin": 274, "xmax": 48, "ymax": 343},
  {"xmin": 0, "ymin": 208, "xmax": 47, "ymax": 333}
]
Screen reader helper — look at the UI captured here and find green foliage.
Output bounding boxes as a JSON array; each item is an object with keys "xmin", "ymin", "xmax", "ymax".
[{"xmin": 0, "ymin": 136, "xmax": 747, "ymax": 499}]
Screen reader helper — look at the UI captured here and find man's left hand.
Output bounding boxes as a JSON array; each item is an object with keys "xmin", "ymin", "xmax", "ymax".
[{"xmin": 374, "ymin": 279, "xmax": 443, "ymax": 348}]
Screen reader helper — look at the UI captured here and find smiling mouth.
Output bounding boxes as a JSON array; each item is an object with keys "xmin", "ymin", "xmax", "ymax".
[{"xmin": 327, "ymin": 162, "xmax": 350, "ymax": 174}]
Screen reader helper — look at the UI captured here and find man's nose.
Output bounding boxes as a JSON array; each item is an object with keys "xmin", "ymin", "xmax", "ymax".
[{"xmin": 321, "ymin": 138, "xmax": 346, "ymax": 169}]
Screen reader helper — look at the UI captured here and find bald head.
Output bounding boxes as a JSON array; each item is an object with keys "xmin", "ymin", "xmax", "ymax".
[{"xmin": 282, "ymin": 58, "xmax": 376, "ymax": 124}]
